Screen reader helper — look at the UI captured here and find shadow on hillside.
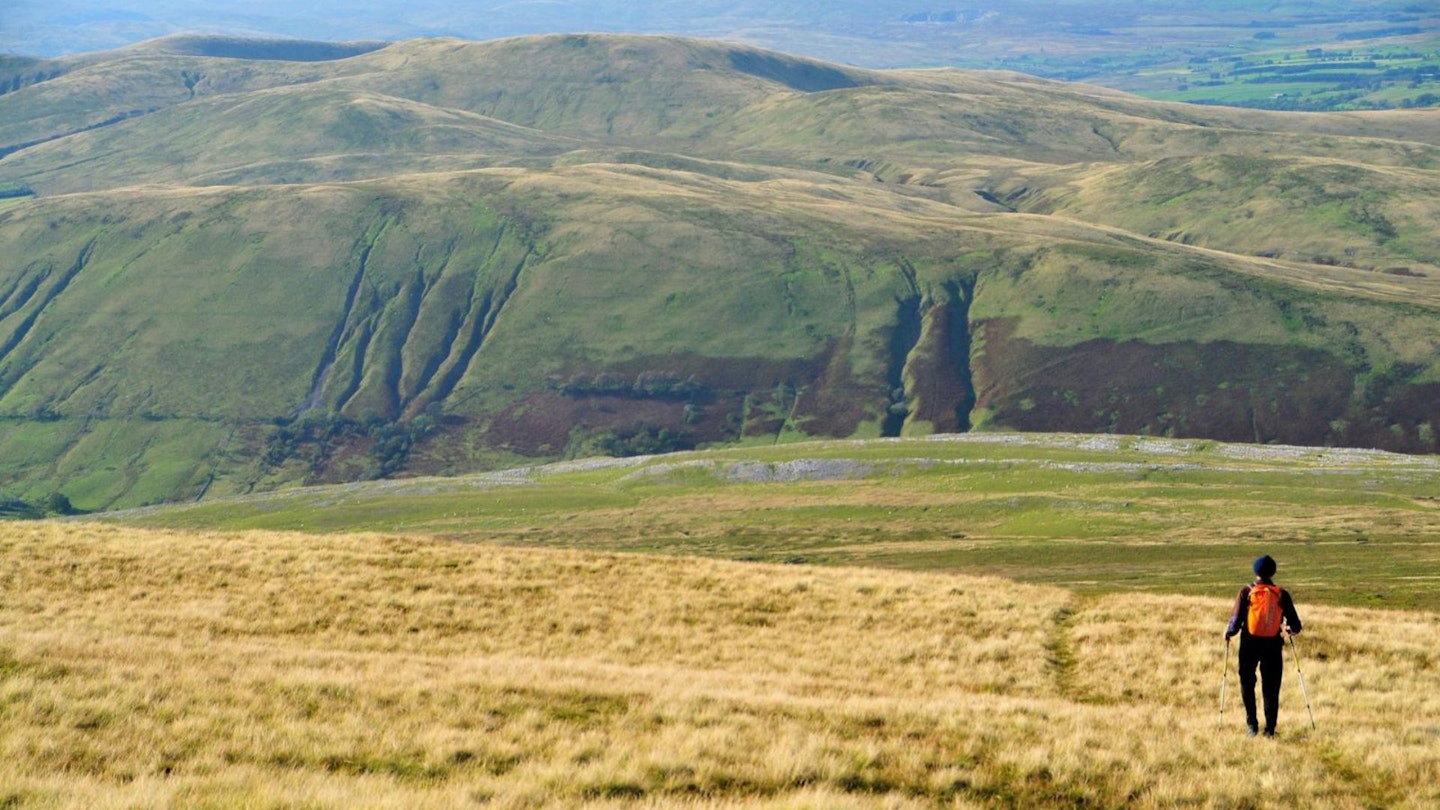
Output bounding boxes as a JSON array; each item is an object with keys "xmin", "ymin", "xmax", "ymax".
[{"xmin": 155, "ymin": 36, "xmax": 387, "ymax": 62}]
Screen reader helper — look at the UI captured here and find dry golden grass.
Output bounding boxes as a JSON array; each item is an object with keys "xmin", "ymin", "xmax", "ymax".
[{"xmin": 2, "ymin": 521, "xmax": 1437, "ymax": 808}]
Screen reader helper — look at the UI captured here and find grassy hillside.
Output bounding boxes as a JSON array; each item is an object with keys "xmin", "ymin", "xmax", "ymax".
[
  {"xmin": 2, "ymin": 34, "xmax": 1440, "ymax": 509},
  {"xmin": 7, "ymin": 36, "xmax": 1439, "ymax": 192},
  {"xmin": 102, "ymin": 433, "xmax": 1440, "ymax": 612},
  {"xmin": 1014, "ymin": 155, "xmax": 1440, "ymax": 273},
  {"xmin": 3, "ymin": 517, "xmax": 1438, "ymax": 808}
]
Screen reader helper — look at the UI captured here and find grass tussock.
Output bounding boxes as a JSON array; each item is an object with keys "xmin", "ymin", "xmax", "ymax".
[{"xmin": 3, "ymin": 521, "xmax": 1438, "ymax": 808}]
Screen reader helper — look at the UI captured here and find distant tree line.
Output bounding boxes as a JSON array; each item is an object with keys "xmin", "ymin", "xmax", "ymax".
[
  {"xmin": 0, "ymin": 491, "xmax": 78, "ymax": 519},
  {"xmin": 1337, "ymin": 26, "xmax": 1422, "ymax": 41},
  {"xmin": 550, "ymin": 371, "xmax": 707, "ymax": 401},
  {"xmin": 1232, "ymin": 62, "xmax": 1378, "ymax": 76}
]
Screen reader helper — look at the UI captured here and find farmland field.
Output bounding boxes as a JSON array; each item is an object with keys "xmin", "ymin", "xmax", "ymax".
[{"xmin": 1120, "ymin": 39, "xmax": 1440, "ymax": 111}]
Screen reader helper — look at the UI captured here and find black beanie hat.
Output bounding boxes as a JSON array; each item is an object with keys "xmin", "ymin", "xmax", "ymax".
[{"xmin": 1253, "ymin": 555, "xmax": 1277, "ymax": 578}]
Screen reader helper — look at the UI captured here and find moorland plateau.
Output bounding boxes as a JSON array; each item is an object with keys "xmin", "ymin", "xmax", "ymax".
[
  {"xmin": 4, "ymin": 433, "xmax": 1440, "ymax": 807},
  {"xmin": 2, "ymin": 33, "xmax": 1440, "ymax": 510}
]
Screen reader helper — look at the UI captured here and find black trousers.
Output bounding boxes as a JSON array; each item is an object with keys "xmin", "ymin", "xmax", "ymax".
[{"xmin": 1238, "ymin": 635, "xmax": 1284, "ymax": 731}]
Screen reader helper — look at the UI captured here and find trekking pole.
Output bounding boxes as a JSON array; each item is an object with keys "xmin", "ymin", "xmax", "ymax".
[
  {"xmin": 1285, "ymin": 624, "xmax": 1317, "ymax": 731},
  {"xmin": 1218, "ymin": 635, "xmax": 1231, "ymax": 730}
]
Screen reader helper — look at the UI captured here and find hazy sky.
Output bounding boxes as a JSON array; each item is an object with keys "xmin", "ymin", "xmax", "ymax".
[
  {"xmin": 0, "ymin": 1, "xmax": 1022, "ymax": 61},
  {"xmin": 5, "ymin": 1, "xmax": 815, "ymax": 56}
]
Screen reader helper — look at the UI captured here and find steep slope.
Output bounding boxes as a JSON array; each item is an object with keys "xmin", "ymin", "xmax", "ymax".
[{"xmin": 1, "ymin": 34, "xmax": 1438, "ymax": 509}]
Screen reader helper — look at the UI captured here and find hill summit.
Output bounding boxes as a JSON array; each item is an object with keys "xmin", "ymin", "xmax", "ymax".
[{"xmin": 1, "ymin": 34, "xmax": 1439, "ymax": 509}]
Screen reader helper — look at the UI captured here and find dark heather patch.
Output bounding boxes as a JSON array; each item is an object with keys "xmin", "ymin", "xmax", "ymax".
[
  {"xmin": 969, "ymin": 318, "xmax": 1410, "ymax": 448},
  {"xmin": 483, "ymin": 349, "xmax": 867, "ymax": 456},
  {"xmin": 158, "ymin": 36, "xmax": 387, "ymax": 62}
]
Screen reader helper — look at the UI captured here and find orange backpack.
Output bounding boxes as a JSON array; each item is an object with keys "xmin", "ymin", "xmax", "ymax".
[{"xmin": 1247, "ymin": 583, "xmax": 1284, "ymax": 637}]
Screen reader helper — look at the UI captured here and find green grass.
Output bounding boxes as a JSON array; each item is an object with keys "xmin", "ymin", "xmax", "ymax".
[
  {"xmin": 1118, "ymin": 38, "xmax": 1440, "ymax": 111},
  {"xmin": 8, "ymin": 418, "xmax": 233, "ymax": 507},
  {"xmin": 102, "ymin": 433, "xmax": 1440, "ymax": 611},
  {"xmin": 1028, "ymin": 154, "xmax": 1440, "ymax": 278}
]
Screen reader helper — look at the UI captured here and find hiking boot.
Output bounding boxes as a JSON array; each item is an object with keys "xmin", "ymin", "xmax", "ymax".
[
  {"xmin": 1247, "ymin": 722, "xmax": 1259, "ymax": 737},
  {"xmin": 1263, "ymin": 728, "xmax": 1276, "ymax": 738}
]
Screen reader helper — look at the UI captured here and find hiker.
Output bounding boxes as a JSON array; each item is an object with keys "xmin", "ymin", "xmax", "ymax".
[{"xmin": 1224, "ymin": 554, "xmax": 1302, "ymax": 737}]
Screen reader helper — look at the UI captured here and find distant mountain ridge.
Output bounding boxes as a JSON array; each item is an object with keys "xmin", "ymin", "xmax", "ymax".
[{"xmin": 1, "ymin": 34, "xmax": 1438, "ymax": 509}]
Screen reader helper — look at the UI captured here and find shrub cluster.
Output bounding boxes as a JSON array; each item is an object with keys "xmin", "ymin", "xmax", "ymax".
[
  {"xmin": 262, "ymin": 413, "xmax": 437, "ymax": 479},
  {"xmin": 551, "ymin": 371, "xmax": 706, "ymax": 401}
]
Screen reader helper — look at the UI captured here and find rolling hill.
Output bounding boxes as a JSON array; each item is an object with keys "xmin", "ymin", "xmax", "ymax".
[
  {"xmin": 2, "ymin": 33, "xmax": 1439, "ymax": 510},
  {"xmin": 11, "ymin": 3, "xmax": 1440, "ymax": 105}
]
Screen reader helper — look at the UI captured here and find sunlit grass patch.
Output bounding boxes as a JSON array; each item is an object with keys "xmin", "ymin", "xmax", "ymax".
[{"xmin": 3, "ymin": 520, "xmax": 1438, "ymax": 807}]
